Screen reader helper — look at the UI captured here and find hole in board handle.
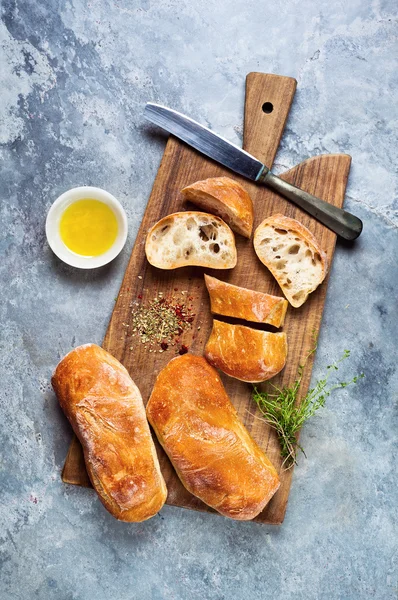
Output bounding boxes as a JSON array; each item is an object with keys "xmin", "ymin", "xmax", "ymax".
[{"xmin": 262, "ymin": 102, "xmax": 274, "ymax": 114}]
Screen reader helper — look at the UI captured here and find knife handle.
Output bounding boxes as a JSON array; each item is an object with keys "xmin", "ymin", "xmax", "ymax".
[{"xmin": 261, "ymin": 171, "xmax": 363, "ymax": 240}]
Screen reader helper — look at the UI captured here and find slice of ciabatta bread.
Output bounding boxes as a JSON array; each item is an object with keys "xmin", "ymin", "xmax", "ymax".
[
  {"xmin": 181, "ymin": 177, "xmax": 253, "ymax": 238},
  {"xmin": 253, "ymin": 214, "xmax": 328, "ymax": 308},
  {"xmin": 145, "ymin": 212, "xmax": 237, "ymax": 270},
  {"xmin": 204, "ymin": 274, "xmax": 288, "ymax": 328},
  {"xmin": 204, "ymin": 320, "xmax": 287, "ymax": 383}
]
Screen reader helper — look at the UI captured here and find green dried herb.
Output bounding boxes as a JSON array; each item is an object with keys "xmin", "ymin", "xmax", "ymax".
[
  {"xmin": 253, "ymin": 348, "xmax": 364, "ymax": 470},
  {"xmin": 130, "ymin": 294, "xmax": 194, "ymax": 347}
]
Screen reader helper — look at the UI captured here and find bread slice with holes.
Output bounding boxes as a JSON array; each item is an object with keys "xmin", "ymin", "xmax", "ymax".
[
  {"xmin": 253, "ymin": 214, "xmax": 328, "ymax": 308},
  {"xmin": 145, "ymin": 212, "xmax": 237, "ymax": 270},
  {"xmin": 181, "ymin": 177, "xmax": 253, "ymax": 238}
]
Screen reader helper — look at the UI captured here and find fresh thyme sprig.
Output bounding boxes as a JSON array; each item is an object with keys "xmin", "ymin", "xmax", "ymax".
[{"xmin": 253, "ymin": 348, "xmax": 364, "ymax": 470}]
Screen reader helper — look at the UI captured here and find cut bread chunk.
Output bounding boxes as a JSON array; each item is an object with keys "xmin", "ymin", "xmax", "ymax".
[
  {"xmin": 253, "ymin": 214, "xmax": 328, "ymax": 308},
  {"xmin": 204, "ymin": 274, "xmax": 288, "ymax": 328},
  {"xmin": 204, "ymin": 320, "xmax": 287, "ymax": 383},
  {"xmin": 181, "ymin": 177, "xmax": 254, "ymax": 238},
  {"xmin": 145, "ymin": 211, "xmax": 237, "ymax": 270}
]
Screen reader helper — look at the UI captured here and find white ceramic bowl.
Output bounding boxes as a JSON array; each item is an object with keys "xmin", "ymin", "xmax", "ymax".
[{"xmin": 46, "ymin": 186, "xmax": 128, "ymax": 269}]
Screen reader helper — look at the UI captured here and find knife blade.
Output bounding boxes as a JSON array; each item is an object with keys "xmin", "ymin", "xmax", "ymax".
[
  {"xmin": 144, "ymin": 103, "xmax": 363, "ymax": 240},
  {"xmin": 144, "ymin": 103, "xmax": 266, "ymax": 181}
]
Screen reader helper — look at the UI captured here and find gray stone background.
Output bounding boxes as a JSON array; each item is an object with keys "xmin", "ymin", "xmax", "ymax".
[{"xmin": 1, "ymin": 0, "xmax": 397, "ymax": 598}]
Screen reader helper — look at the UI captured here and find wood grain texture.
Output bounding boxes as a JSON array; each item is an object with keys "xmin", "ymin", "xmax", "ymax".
[
  {"xmin": 244, "ymin": 72, "xmax": 297, "ymax": 166},
  {"xmin": 61, "ymin": 73, "xmax": 351, "ymax": 524}
]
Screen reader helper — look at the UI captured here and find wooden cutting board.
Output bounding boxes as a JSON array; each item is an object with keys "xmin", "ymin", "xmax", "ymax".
[{"xmin": 62, "ymin": 73, "xmax": 351, "ymax": 524}]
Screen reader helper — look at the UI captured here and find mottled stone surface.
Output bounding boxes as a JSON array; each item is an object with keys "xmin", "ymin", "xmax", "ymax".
[{"xmin": 0, "ymin": 1, "xmax": 397, "ymax": 598}]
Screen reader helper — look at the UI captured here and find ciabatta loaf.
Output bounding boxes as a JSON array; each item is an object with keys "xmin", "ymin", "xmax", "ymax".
[
  {"xmin": 181, "ymin": 177, "xmax": 254, "ymax": 238},
  {"xmin": 145, "ymin": 211, "xmax": 237, "ymax": 269},
  {"xmin": 52, "ymin": 344, "xmax": 167, "ymax": 522},
  {"xmin": 146, "ymin": 354, "xmax": 280, "ymax": 520},
  {"xmin": 253, "ymin": 214, "xmax": 328, "ymax": 308},
  {"xmin": 204, "ymin": 274, "xmax": 288, "ymax": 327},
  {"xmin": 205, "ymin": 320, "xmax": 287, "ymax": 383}
]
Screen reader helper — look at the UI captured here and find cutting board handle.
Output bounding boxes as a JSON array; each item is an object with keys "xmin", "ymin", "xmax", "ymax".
[{"xmin": 244, "ymin": 72, "xmax": 297, "ymax": 168}]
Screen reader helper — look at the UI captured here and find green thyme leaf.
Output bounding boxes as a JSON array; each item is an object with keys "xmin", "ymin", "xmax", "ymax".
[{"xmin": 252, "ymin": 346, "xmax": 364, "ymax": 470}]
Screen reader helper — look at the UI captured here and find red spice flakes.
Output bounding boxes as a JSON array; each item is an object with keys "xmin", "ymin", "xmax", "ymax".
[
  {"xmin": 138, "ymin": 294, "xmax": 143, "ymax": 299},
  {"xmin": 174, "ymin": 305, "xmax": 184, "ymax": 319},
  {"xmin": 179, "ymin": 345, "xmax": 189, "ymax": 355},
  {"xmin": 128, "ymin": 291, "xmax": 196, "ymax": 351}
]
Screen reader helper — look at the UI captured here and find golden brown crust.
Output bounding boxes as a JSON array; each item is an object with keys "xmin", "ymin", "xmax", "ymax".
[
  {"xmin": 204, "ymin": 320, "xmax": 287, "ymax": 383},
  {"xmin": 204, "ymin": 274, "xmax": 288, "ymax": 327},
  {"xmin": 146, "ymin": 354, "xmax": 280, "ymax": 520},
  {"xmin": 181, "ymin": 177, "xmax": 254, "ymax": 238},
  {"xmin": 52, "ymin": 344, "xmax": 167, "ymax": 521}
]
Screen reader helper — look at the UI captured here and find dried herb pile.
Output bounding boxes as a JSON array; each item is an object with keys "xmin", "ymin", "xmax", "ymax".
[{"xmin": 126, "ymin": 291, "xmax": 195, "ymax": 353}]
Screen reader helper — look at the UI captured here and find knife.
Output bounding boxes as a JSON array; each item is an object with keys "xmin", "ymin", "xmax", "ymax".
[{"xmin": 144, "ymin": 103, "xmax": 363, "ymax": 240}]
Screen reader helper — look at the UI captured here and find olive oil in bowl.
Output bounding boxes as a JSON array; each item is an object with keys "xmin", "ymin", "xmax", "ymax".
[
  {"xmin": 46, "ymin": 186, "xmax": 128, "ymax": 269},
  {"xmin": 60, "ymin": 199, "xmax": 118, "ymax": 257}
]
